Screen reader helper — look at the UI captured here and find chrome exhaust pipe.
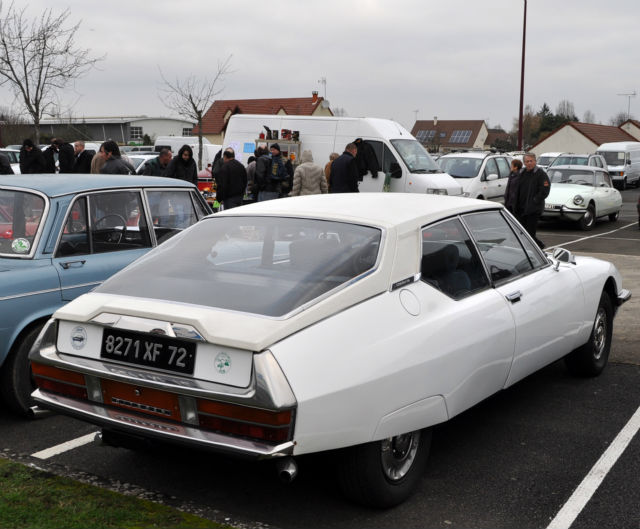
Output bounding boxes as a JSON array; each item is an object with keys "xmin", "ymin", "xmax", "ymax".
[
  {"xmin": 29, "ymin": 405, "xmax": 52, "ymax": 419},
  {"xmin": 275, "ymin": 457, "xmax": 298, "ymax": 483}
]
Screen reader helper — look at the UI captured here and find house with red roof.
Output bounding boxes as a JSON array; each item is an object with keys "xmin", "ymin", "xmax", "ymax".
[
  {"xmin": 619, "ymin": 119, "xmax": 640, "ymax": 141},
  {"xmin": 530, "ymin": 122, "xmax": 638, "ymax": 155},
  {"xmin": 411, "ymin": 119, "xmax": 489, "ymax": 153},
  {"xmin": 193, "ymin": 91, "xmax": 332, "ymax": 144}
]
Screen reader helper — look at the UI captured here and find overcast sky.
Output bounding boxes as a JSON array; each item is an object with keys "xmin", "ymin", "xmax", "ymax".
[{"xmin": 2, "ymin": 0, "xmax": 639, "ymax": 132}]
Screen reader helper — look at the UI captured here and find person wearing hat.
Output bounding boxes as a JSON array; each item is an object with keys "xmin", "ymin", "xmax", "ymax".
[{"xmin": 19, "ymin": 139, "xmax": 47, "ymax": 174}]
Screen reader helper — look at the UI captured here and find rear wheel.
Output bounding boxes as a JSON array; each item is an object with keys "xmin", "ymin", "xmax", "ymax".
[
  {"xmin": 337, "ymin": 429, "xmax": 431, "ymax": 508},
  {"xmin": 0, "ymin": 323, "xmax": 44, "ymax": 416},
  {"xmin": 564, "ymin": 292, "xmax": 612, "ymax": 377},
  {"xmin": 578, "ymin": 204, "xmax": 596, "ymax": 230}
]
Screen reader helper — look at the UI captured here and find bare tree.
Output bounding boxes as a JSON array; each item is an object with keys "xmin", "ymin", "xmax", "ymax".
[
  {"xmin": 158, "ymin": 55, "xmax": 232, "ymax": 170},
  {"xmin": 582, "ymin": 110, "xmax": 596, "ymax": 124},
  {"xmin": 0, "ymin": 1, "xmax": 103, "ymax": 144},
  {"xmin": 609, "ymin": 111, "xmax": 633, "ymax": 127},
  {"xmin": 556, "ymin": 99, "xmax": 577, "ymax": 119}
]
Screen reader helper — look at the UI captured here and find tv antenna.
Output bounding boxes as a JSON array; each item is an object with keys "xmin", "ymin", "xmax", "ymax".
[{"xmin": 617, "ymin": 90, "xmax": 636, "ymax": 120}]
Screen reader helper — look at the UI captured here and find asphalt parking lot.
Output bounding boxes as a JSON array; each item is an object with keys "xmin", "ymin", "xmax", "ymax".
[{"xmin": 1, "ymin": 190, "xmax": 639, "ymax": 529}]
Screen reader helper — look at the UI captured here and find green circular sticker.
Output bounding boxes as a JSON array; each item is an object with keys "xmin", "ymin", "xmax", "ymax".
[{"xmin": 11, "ymin": 238, "xmax": 30, "ymax": 254}]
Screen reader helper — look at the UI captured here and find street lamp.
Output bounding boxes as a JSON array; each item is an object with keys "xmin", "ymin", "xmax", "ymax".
[{"xmin": 518, "ymin": 0, "xmax": 527, "ymax": 150}]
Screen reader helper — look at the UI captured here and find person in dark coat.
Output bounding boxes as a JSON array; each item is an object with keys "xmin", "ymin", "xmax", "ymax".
[
  {"xmin": 269, "ymin": 144, "xmax": 293, "ymax": 197},
  {"xmin": 99, "ymin": 140, "xmax": 136, "ymax": 174},
  {"xmin": 514, "ymin": 153, "xmax": 550, "ymax": 248},
  {"xmin": 19, "ymin": 139, "xmax": 47, "ymax": 173},
  {"xmin": 164, "ymin": 145, "xmax": 197, "ymax": 186},
  {"xmin": 330, "ymin": 143, "xmax": 360, "ymax": 193},
  {"xmin": 54, "ymin": 139, "xmax": 75, "ymax": 173},
  {"xmin": 353, "ymin": 138, "xmax": 380, "ymax": 180},
  {"xmin": 0, "ymin": 152, "xmax": 14, "ymax": 174},
  {"xmin": 142, "ymin": 148, "xmax": 172, "ymax": 176},
  {"xmin": 72, "ymin": 140, "xmax": 96, "ymax": 173},
  {"xmin": 254, "ymin": 144, "xmax": 278, "ymax": 201},
  {"xmin": 215, "ymin": 148, "xmax": 247, "ymax": 210},
  {"xmin": 504, "ymin": 158, "xmax": 523, "ymax": 215}
]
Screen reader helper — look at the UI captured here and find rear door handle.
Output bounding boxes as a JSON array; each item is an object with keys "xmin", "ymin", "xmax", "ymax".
[{"xmin": 506, "ymin": 291, "xmax": 522, "ymax": 303}]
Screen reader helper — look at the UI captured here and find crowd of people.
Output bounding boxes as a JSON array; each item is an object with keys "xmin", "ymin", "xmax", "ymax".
[{"xmin": 3, "ymin": 137, "xmax": 556, "ymax": 240}]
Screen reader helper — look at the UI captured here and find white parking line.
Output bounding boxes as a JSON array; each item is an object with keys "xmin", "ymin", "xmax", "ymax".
[
  {"xmin": 547, "ymin": 405, "xmax": 640, "ymax": 529},
  {"xmin": 544, "ymin": 222, "xmax": 637, "ymax": 250},
  {"xmin": 31, "ymin": 432, "xmax": 97, "ymax": 460}
]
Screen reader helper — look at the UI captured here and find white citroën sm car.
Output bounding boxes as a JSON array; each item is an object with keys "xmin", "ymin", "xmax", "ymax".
[{"xmin": 30, "ymin": 193, "xmax": 630, "ymax": 507}]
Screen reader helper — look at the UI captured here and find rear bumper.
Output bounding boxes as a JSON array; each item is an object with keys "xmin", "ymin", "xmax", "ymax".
[{"xmin": 32, "ymin": 388, "xmax": 294, "ymax": 458}]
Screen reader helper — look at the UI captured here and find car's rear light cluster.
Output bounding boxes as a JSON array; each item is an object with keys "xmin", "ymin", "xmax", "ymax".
[{"xmin": 31, "ymin": 361, "xmax": 294, "ymax": 444}]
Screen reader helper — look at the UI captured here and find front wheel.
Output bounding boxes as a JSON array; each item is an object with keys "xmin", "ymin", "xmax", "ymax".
[
  {"xmin": 337, "ymin": 429, "xmax": 432, "ymax": 508},
  {"xmin": 0, "ymin": 323, "xmax": 44, "ymax": 416},
  {"xmin": 609, "ymin": 210, "xmax": 620, "ymax": 222},
  {"xmin": 564, "ymin": 292, "xmax": 612, "ymax": 377},
  {"xmin": 578, "ymin": 204, "xmax": 595, "ymax": 230}
]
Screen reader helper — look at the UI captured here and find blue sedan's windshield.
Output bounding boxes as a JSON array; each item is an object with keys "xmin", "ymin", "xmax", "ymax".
[{"xmin": 97, "ymin": 216, "xmax": 382, "ymax": 317}]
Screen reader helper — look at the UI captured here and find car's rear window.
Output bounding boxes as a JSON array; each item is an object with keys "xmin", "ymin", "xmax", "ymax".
[
  {"xmin": 96, "ymin": 216, "xmax": 382, "ymax": 317},
  {"xmin": 0, "ymin": 190, "xmax": 46, "ymax": 257}
]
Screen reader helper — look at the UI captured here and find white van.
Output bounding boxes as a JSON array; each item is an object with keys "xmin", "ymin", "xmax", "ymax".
[
  {"xmin": 154, "ymin": 136, "xmax": 221, "ymax": 168},
  {"xmin": 595, "ymin": 141, "xmax": 640, "ymax": 189},
  {"xmin": 223, "ymin": 115, "xmax": 463, "ymax": 195}
]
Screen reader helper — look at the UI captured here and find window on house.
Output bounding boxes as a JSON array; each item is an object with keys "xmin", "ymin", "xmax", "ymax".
[
  {"xmin": 182, "ymin": 127, "xmax": 193, "ymax": 136},
  {"xmin": 450, "ymin": 130, "xmax": 473, "ymax": 143},
  {"xmin": 415, "ymin": 130, "xmax": 436, "ymax": 142},
  {"xmin": 130, "ymin": 126, "xmax": 143, "ymax": 140}
]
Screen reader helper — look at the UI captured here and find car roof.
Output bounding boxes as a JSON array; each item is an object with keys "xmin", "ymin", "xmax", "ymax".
[
  {"xmin": 216, "ymin": 193, "xmax": 499, "ymax": 232},
  {"xmin": 547, "ymin": 164, "xmax": 599, "ymax": 172},
  {"xmin": 0, "ymin": 173, "xmax": 193, "ymax": 197}
]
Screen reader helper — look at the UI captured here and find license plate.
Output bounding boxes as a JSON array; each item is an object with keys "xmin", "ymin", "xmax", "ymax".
[
  {"xmin": 100, "ymin": 328, "xmax": 196, "ymax": 375},
  {"xmin": 545, "ymin": 204, "xmax": 560, "ymax": 210}
]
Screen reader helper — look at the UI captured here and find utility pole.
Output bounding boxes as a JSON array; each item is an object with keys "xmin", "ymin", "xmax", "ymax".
[
  {"xmin": 517, "ymin": 0, "xmax": 527, "ymax": 150},
  {"xmin": 617, "ymin": 91, "xmax": 636, "ymax": 121}
]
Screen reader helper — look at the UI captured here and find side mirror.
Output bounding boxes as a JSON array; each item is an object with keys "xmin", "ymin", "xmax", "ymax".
[
  {"xmin": 389, "ymin": 162, "xmax": 402, "ymax": 179},
  {"xmin": 551, "ymin": 247, "xmax": 576, "ymax": 267},
  {"xmin": 485, "ymin": 173, "xmax": 499, "ymax": 181}
]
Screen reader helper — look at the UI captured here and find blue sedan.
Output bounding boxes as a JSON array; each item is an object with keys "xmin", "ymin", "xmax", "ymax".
[{"xmin": 0, "ymin": 174, "xmax": 211, "ymax": 415}]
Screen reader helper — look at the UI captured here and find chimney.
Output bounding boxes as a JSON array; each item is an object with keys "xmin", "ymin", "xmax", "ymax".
[
  {"xmin": 312, "ymin": 91, "xmax": 318, "ymax": 104},
  {"xmin": 433, "ymin": 116, "xmax": 438, "ymax": 126}
]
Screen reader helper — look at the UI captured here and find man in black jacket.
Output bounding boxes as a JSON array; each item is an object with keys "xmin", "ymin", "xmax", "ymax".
[
  {"xmin": 515, "ymin": 153, "xmax": 550, "ymax": 248},
  {"xmin": 73, "ymin": 140, "xmax": 96, "ymax": 173},
  {"xmin": 330, "ymin": 143, "xmax": 359, "ymax": 193},
  {"xmin": 142, "ymin": 148, "xmax": 172, "ymax": 176},
  {"xmin": 0, "ymin": 152, "xmax": 14, "ymax": 174},
  {"xmin": 19, "ymin": 139, "xmax": 47, "ymax": 173},
  {"xmin": 215, "ymin": 148, "xmax": 247, "ymax": 210}
]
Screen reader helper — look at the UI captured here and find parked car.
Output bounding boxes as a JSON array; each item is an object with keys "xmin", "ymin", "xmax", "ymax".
[
  {"xmin": 542, "ymin": 165, "xmax": 622, "ymax": 230},
  {"xmin": 30, "ymin": 193, "xmax": 629, "ymax": 507},
  {"xmin": 548, "ymin": 153, "xmax": 607, "ymax": 170},
  {"xmin": 437, "ymin": 151, "xmax": 512, "ymax": 200},
  {"xmin": 0, "ymin": 148, "xmax": 21, "ymax": 174},
  {"xmin": 128, "ymin": 153, "xmax": 158, "ymax": 175},
  {"xmin": 0, "ymin": 174, "xmax": 211, "ymax": 416},
  {"xmin": 537, "ymin": 152, "xmax": 562, "ymax": 169},
  {"xmin": 596, "ymin": 141, "xmax": 640, "ymax": 189}
]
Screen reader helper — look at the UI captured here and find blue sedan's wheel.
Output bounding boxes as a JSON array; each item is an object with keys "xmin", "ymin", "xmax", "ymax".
[
  {"xmin": 564, "ymin": 292, "xmax": 612, "ymax": 377},
  {"xmin": 0, "ymin": 323, "xmax": 43, "ymax": 416},
  {"xmin": 337, "ymin": 428, "xmax": 432, "ymax": 508}
]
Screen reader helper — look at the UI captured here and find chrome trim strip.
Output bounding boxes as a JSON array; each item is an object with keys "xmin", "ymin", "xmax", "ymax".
[
  {"xmin": 32, "ymin": 389, "xmax": 294, "ymax": 459},
  {"xmin": 89, "ymin": 313, "xmax": 205, "ymax": 341},
  {"xmin": 0, "ymin": 287, "xmax": 61, "ymax": 301},
  {"xmin": 61, "ymin": 281, "xmax": 102, "ymax": 291}
]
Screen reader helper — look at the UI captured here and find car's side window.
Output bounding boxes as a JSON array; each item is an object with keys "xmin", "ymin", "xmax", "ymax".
[
  {"xmin": 483, "ymin": 158, "xmax": 498, "ymax": 179},
  {"xmin": 604, "ymin": 172, "xmax": 614, "ymax": 187},
  {"xmin": 89, "ymin": 191, "xmax": 151, "ymax": 253},
  {"xmin": 496, "ymin": 157, "xmax": 511, "ymax": 178},
  {"xmin": 595, "ymin": 171, "xmax": 607, "ymax": 187},
  {"xmin": 463, "ymin": 210, "xmax": 545, "ymax": 283},
  {"xmin": 146, "ymin": 190, "xmax": 200, "ymax": 244},
  {"xmin": 420, "ymin": 218, "xmax": 490, "ymax": 299},
  {"xmin": 56, "ymin": 197, "xmax": 89, "ymax": 257}
]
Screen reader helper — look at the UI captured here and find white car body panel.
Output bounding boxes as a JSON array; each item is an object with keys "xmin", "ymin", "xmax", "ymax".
[{"xmin": 543, "ymin": 182, "xmax": 622, "ymax": 220}]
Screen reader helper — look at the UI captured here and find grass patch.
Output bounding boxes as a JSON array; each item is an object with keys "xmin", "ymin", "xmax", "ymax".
[{"xmin": 0, "ymin": 457, "xmax": 229, "ymax": 529}]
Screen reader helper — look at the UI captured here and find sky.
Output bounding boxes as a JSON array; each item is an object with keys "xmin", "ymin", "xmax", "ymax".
[{"xmin": 1, "ymin": 0, "xmax": 639, "ymax": 133}]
